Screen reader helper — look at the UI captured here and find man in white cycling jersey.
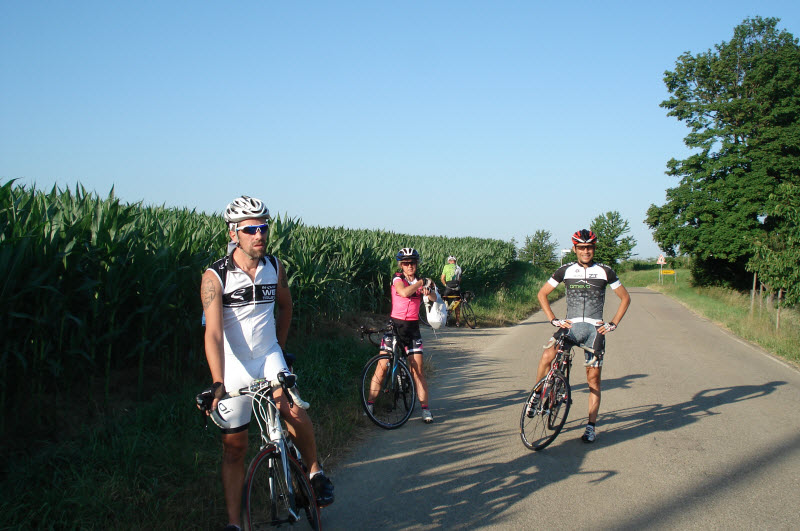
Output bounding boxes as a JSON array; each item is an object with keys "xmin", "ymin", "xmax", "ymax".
[
  {"xmin": 201, "ymin": 195, "xmax": 334, "ymax": 531},
  {"xmin": 535, "ymin": 229, "xmax": 631, "ymax": 443}
]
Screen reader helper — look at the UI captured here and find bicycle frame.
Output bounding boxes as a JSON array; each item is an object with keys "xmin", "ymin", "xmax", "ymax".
[
  {"xmin": 242, "ymin": 379, "xmax": 303, "ymax": 523},
  {"xmin": 532, "ymin": 336, "xmax": 575, "ymax": 416}
]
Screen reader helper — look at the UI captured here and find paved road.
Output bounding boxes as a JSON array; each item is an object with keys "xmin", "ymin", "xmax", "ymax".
[{"xmin": 322, "ymin": 288, "xmax": 800, "ymax": 530}]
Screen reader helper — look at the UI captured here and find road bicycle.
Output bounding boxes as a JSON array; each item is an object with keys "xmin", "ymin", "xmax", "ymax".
[
  {"xmin": 359, "ymin": 323, "xmax": 417, "ymax": 429},
  {"xmin": 197, "ymin": 363, "xmax": 320, "ymax": 529},
  {"xmin": 519, "ymin": 331, "xmax": 582, "ymax": 451},
  {"xmin": 419, "ymin": 289, "xmax": 477, "ymax": 329}
]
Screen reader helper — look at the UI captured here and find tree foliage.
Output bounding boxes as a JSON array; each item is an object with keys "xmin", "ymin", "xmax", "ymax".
[
  {"xmin": 518, "ymin": 230, "xmax": 558, "ymax": 269},
  {"xmin": 645, "ymin": 17, "xmax": 800, "ymax": 288},
  {"xmin": 747, "ymin": 182, "xmax": 800, "ymax": 306},
  {"xmin": 591, "ymin": 211, "xmax": 636, "ymax": 266}
]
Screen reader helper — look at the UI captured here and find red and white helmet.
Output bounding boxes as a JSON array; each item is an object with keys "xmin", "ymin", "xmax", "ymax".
[{"xmin": 571, "ymin": 229, "xmax": 598, "ymax": 245}]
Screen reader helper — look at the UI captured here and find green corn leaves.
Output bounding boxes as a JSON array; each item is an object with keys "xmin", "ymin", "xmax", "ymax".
[{"xmin": 0, "ymin": 180, "xmax": 515, "ymax": 435}]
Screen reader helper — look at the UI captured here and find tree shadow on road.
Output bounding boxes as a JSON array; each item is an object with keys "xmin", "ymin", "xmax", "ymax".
[{"xmin": 326, "ymin": 318, "xmax": 790, "ymax": 530}]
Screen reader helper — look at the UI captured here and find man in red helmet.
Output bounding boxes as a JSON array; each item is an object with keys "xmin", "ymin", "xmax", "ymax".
[{"xmin": 533, "ymin": 229, "xmax": 631, "ymax": 443}]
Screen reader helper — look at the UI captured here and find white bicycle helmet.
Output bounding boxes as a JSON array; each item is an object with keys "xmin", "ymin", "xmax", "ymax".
[
  {"xmin": 447, "ymin": 256, "xmax": 456, "ymax": 262},
  {"xmin": 224, "ymin": 195, "xmax": 271, "ymax": 225},
  {"xmin": 210, "ymin": 397, "xmax": 239, "ymax": 430}
]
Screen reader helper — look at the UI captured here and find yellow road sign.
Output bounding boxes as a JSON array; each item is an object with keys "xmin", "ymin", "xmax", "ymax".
[{"xmin": 661, "ymin": 270, "xmax": 675, "ymax": 275}]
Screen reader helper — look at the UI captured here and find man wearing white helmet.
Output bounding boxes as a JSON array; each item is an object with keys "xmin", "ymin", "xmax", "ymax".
[
  {"xmin": 440, "ymin": 256, "xmax": 463, "ymax": 326},
  {"xmin": 201, "ymin": 195, "xmax": 334, "ymax": 531}
]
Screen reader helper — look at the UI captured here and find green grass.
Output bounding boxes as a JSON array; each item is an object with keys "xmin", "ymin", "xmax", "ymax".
[
  {"xmin": 619, "ymin": 268, "xmax": 800, "ymax": 365},
  {"xmin": 473, "ymin": 261, "xmax": 563, "ymax": 326},
  {"xmin": 0, "ymin": 331, "xmax": 376, "ymax": 530}
]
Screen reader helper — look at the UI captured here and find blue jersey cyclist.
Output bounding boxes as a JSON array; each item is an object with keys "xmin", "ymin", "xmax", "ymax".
[{"xmin": 535, "ymin": 229, "xmax": 631, "ymax": 443}]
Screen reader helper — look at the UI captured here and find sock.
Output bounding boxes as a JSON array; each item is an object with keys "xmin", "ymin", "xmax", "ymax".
[
  {"xmin": 587, "ymin": 422, "xmax": 596, "ymax": 428},
  {"xmin": 421, "ymin": 404, "xmax": 429, "ymax": 410},
  {"xmin": 309, "ymin": 468, "xmax": 324, "ymax": 479}
]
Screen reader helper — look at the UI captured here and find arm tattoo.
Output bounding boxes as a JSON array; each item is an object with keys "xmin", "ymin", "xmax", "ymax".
[{"xmin": 201, "ymin": 277, "xmax": 216, "ymax": 310}]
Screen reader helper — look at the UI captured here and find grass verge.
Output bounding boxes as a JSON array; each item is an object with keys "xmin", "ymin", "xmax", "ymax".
[{"xmin": 473, "ymin": 261, "xmax": 562, "ymax": 326}]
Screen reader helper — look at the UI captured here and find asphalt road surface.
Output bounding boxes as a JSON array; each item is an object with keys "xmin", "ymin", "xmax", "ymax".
[{"xmin": 321, "ymin": 287, "xmax": 800, "ymax": 530}]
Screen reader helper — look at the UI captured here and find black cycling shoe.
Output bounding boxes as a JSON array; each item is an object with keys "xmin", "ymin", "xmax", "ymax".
[
  {"xmin": 311, "ymin": 472, "xmax": 335, "ymax": 507},
  {"xmin": 222, "ymin": 525, "xmax": 242, "ymax": 531}
]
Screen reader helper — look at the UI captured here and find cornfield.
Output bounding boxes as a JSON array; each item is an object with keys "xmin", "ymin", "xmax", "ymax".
[{"xmin": 0, "ymin": 180, "xmax": 515, "ymax": 438}]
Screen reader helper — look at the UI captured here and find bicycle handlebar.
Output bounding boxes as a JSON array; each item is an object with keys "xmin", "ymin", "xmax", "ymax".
[{"xmin": 196, "ymin": 371, "xmax": 310, "ymax": 415}]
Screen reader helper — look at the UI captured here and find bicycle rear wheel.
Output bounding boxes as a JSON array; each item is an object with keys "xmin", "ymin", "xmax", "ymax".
[
  {"xmin": 520, "ymin": 373, "xmax": 571, "ymax": 451},
  {"xmin": 461, "ymin": 301, "xmax": 477, "ymax": 329},
  {"xmin": 360, "ymin": 354, "xmax": 416, "ymax": 429},
  {"xmin": 243, "ymin": 447, "xmax": 320, "ymax": 530}
]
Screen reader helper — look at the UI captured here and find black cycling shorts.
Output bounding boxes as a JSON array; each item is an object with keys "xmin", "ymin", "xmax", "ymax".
[{"xmin": 381, "ymin": 319, "xmax": 423, "ymax": 355}]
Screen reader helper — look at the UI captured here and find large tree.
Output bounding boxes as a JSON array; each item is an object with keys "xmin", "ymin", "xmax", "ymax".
[
  {"xmin": 518, "ymin": 230, "xmax": 558, "ymax": 268},
  {"xmin": 646, "ymin": 17, "xmax": 800, "ymax": 288},
  {"xmin": 590, "ymin": 211, "xmax": 636, "ymax": 265}
]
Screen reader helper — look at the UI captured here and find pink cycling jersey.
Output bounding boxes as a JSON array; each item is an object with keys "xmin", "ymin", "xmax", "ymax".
[{"xmin": 390, "ymin": 274, "xmax": 423, "ymax": 321}]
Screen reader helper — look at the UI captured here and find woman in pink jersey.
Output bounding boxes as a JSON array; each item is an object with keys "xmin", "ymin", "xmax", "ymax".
[{"xmin": 368, "ymin": 247, "xmax": 436, "ymax": 423}]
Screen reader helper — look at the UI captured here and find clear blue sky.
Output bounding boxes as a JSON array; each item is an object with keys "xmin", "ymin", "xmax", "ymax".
[{"xmin": 2, "ymin": 2, "xmax": 798, "ymax": 259}]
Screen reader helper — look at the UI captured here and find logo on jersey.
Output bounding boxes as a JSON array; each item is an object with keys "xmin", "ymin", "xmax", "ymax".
[{"xmin": 223, "ymin": 284, "xmax": 278, "ymax": 307}]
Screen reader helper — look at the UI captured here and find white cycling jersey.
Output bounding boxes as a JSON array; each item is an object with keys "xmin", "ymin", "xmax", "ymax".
[{"xmin": 208, "ymin": 254, "xmax": 281, "ymax": 361}]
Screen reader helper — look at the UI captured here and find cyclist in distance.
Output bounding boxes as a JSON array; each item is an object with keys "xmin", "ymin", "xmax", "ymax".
[
  {"xmin": 535, "ymin": 229, "xmax": 631, "ymax": 443},
  {"xmin": 440, "ymin": 255, "xmax": 463, "ymax": 326},
  {"xmin": 200, "ymin": 195, "xmax": 334, "ymax": 531},
  {"xmin": 369, "ymin": 248, "xmax": 437, "ymax": 423}
]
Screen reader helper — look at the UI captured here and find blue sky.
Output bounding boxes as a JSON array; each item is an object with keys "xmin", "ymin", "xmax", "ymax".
[{"xmin": 2, "ymin": 2, "xmax": 798, "ymax": 259}]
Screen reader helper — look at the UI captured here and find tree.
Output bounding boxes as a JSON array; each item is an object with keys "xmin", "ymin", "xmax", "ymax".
[
  {"xmin": 590, "ymin": 211, "xmax": 636, "ymax": 266},
  {"xmin": 645, "ymin": 17, "xmax": 800, "ymax": 288},
  {"xmin": 747, "ymin": 182, "xmax": 800, "ymax": 307},
  {"xmin": 518, "ymin": 230, "xmax": 558, "ymax": 268}
]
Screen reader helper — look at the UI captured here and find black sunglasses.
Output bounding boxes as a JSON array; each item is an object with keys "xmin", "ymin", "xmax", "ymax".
[{"xmin": 237, "ymin": 223, "xmax": 269, "ymax": 235}]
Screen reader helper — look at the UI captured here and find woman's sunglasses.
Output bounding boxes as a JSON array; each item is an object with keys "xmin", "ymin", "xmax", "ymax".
[
  {"xmin": 236, "ymin": 223, "xmax": 269, "ymax": 235},
  {"xmin": 400, "ymin": 261, "xmax": 418, "ymax": 266}
]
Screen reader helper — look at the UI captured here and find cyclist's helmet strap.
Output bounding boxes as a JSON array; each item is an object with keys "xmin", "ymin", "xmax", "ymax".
[
  {"xmin": 395, "ymin": 247, "xmax": 420, "ymax": 262},
  {"xmin": 571, "ymin": 229, "xmax": 598, "ymax": 245}
]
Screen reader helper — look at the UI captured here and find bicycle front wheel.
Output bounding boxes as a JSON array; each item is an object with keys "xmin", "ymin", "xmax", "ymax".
[
  {"xmin": 520, "ymin": 373, "xmax": 571, "ymax": 451},
  {"xmin": 461, "ymin": 301, "xmax": 477, "ymax": 329},
  {"xmin": 243, "ymin": 447, "xmax": 320, "ymax": 530},
  {"xmin": 360, "ymin": 354, "xmax": 416, "ymax": 429}
]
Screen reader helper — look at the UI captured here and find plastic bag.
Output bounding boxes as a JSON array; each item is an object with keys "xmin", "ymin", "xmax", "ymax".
[{"xmin": 424, "ymin": 285, "xmax": 447, "ymax": 329}]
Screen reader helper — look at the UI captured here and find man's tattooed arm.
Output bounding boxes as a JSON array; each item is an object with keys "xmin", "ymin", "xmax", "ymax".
[{"xmin": 201, "ymin": 277, "xmax": 216, "ymax": 310}]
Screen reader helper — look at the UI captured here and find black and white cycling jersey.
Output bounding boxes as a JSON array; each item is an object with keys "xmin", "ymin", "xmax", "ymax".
[
  {"xmin": 207, "ymin": 254, "xmax": 281, "ymax": 361},
  {"xmin": 547, "ymin": 261, "xmax": 622, "ymax": 326}
]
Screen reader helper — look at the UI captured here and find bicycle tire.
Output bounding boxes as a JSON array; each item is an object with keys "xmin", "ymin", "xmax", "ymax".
[
  {"xmin": 461, "ymin": 301, "xmax": 477, "ymax": 329},
  {"xmin": 360, "ymin": 354, "xmax": 416, "ymax": 429},
  {"xmin": 243, "ymin": 447, "xmax": 320, "ymax": 530},
  {"xmin": 520, "ymin": 373, "xmax": 571, "ymax": 451}
]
